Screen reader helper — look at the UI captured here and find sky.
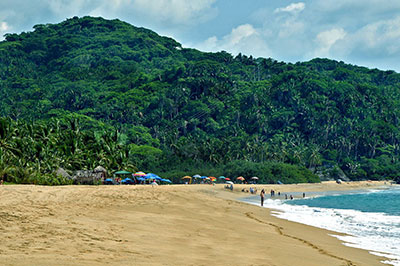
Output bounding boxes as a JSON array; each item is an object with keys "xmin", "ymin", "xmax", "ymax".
[{"xmin": 1, "ymin": 0, "xmax": 400, "ymax": 71}]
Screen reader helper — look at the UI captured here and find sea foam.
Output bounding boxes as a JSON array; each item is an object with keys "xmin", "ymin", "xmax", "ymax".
[{"xmin": 243, "ymin": 190, "xmax": 400, "ymax": 266}]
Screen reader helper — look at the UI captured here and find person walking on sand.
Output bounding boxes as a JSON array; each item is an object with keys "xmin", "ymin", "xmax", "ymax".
[{"xmin": 260, "ymin": 189, "xmax": 265, "ymax": 206}]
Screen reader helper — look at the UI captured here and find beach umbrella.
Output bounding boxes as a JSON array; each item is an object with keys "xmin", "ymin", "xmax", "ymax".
[
  {"xmin": 146, "ymin": 173, "xmax": 161, "ymax": 180},
  {"xmin": 193, "ymin": 174, "xmax": 201, "ymax": 178},
  {"xmin": 104, "ymin": 178, "xmax": 114, "ymax": 185},
  {"xmin": 251, "ymin": 176, "xmax": 259, "ymax": 180},
  {"xmin": 226, "ymin": 181, "xmax": 234, "ymax": 184},
  {"xmin": 200, "ymin": 176, "xmax": 207, "ymax": 179},
  {"xmin": 218, "ymin": 176, "xmax": 226, "ymax": 179},
  {"xmin": 115, "ymin": 170, "xmax": 132, "ymax": 175},
  {"xmin": 134, "ymin": 171, "xmax": 146, "ymax": 176},
  {"xmin": 225, "ymin": 177, "xmax": 231, "ymax": 181},
  {"xmin": 161, "ymin": 179, "xmax": 172, "ymax": 183},
  {"xmin": 181, "ymin": 176, "xmax": 192, "ymax": 184},
  {"xmin": 236, "ymin": 176, "xmax": 245, "ymax": 180},
  {"xmin": 121, "ymin": 178, "xmax": 134, "ymax": 184},
  {"xmin": 209, "ymin": 176, "xmax": 216, "ymax": 181},
  {"xmin": 136, "ymin": 177, "xmax": 146, "ymax": 181}
]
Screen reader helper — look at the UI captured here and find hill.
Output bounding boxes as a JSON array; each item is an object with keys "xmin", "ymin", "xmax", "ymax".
[{"xmin": 1, "ymin": 16, "xmax": 400, "ymax": 184}]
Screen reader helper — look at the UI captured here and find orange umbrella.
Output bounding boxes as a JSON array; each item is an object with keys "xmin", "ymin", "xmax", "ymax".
[{"xmin": 236, "ymin": 176, "xmax": 245, "ymax": 180}]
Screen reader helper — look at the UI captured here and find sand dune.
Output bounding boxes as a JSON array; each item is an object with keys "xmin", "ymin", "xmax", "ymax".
[{"xmin": 0, "ymin": 182, "xmax": 387, "ymax": 265}]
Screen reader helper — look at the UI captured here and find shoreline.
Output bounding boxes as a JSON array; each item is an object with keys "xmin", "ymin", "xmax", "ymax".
[
  {"xmin": 234, "ymin": 181, "xmax": 398, "ymax": 265},
  {"xmin": 0, "ymin": 181, "xmax": 388, "ymax": 265}
]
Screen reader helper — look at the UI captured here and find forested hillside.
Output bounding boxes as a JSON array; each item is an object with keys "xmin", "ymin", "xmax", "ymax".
[{"xmin": 1, "ymin": 16, "xmax": 400, "ymax": 184}]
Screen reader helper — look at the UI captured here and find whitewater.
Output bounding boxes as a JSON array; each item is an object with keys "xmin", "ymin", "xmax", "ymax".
[{"xmin": 242, "ymin": 186, "xmax": 400, "ymax": 266}]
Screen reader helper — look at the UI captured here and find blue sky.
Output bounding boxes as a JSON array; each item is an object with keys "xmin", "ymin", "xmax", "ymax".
[{"xmin": 1, "ymin": 0, "xmax": 400, "ymax": 71}]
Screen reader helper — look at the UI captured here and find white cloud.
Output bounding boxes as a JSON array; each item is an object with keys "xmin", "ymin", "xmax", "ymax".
[
  {"xmin": 274, "ymin": 2, "xmax": 305, "ymax": 14},
  {"xmin": 313, "ymin": 28, "xmax": 347, "ymax": 57},
  {"xmin": 48, "ymin": 0, "xmax": 89, "ymax": 16},
  {"xmin": 0, "ymin": 22, "xmax": 9, "ymax": 31},
  {"xmin": 334, "ymin": 16, "xmax": 400, "ymax": 57},
  {"xmin": 278, "ymin": 19, "xmax": 304, "ymax": 38},
  {"xmin": 131, "ymin": 0, "xmax": 217, "ymax": 25},
  {"xmin": 195, "ymin": 24, "xmax": 271, "ymax": 58},
  {"xmin": 0, "ymin": 21, "xmax": 9, "ymax": 40}
]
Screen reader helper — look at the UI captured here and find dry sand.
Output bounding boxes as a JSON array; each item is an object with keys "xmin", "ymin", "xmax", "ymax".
[{"xmin": 0, "ymin": 181, "xmax": 389, "ymax": 265}]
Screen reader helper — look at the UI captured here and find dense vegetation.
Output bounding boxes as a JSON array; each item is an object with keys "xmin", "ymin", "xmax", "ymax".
[{"xmin": 1, "ymin": 16, "xmax": 400, "ymax": 184}]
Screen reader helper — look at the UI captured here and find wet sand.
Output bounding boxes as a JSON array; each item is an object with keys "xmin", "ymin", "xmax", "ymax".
[{"xmin": 0, "ymin": 181, "xmax": 387, "ymax": 265}]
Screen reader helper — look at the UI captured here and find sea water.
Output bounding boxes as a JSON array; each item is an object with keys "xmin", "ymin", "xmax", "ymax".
[{"xmin": 242, "ymin": 186, "xmax": 400, "ymax": 265}]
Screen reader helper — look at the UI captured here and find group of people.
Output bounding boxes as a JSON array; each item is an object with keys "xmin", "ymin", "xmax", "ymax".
[
  {"xmin": 241, "ymin": 187, "xmax": 258, "ymax": 194},
  {"xmin": 224, "ymin": 184, "xmax": 233, "ymax": 190},
  {"xmin": 259, "ymin": 190, "xmax": 305, "ymax": 206}
]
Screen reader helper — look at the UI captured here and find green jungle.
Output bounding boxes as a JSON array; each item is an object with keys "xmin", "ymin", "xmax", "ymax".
[{"xmin": 1, "ymin": 16, "xmax": 400, "ymax": 184}]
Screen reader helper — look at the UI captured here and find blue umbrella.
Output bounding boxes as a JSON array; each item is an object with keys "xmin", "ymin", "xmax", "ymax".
[
  {"xmin": 200, "ymin": 176, "xmax": 207, "ymax": 179},
  {"xmin": 121, "ymin": 178, "xmax": 134, "ymax": 184},
  {"xmin": 147, "ymin": 173, "xmax": 163, "ymax": 180},
  {"xmin": 136, "ymin": 177, "xmax": 146, "ymax": 181},
  {"xmin": 105, "ymin": 178, "xmax": 113, "ymax": 182},
  {"xmin": 218, "ymin": 176, "xmax": 226, "ymax": 179},
  {"xmin": 145, "ymin": 173, "xmax": 157, "ymax": 179},
  {"xmin": 161, "ymin": 179, "xmax": 172, "ymax": 183}
]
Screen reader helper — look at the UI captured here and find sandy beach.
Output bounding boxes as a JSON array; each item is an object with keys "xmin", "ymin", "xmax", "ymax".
[{"xmin": 0, "ymin": 181, "xmax": 388, "ymax": 265}]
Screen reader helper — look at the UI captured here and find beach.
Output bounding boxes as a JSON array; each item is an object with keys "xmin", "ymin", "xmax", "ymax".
[{"xmin": 0, "ymin": 181, "xmax": 388, "ymax": 265}]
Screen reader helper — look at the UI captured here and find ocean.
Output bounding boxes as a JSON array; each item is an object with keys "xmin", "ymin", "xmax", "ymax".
[{"xmin": 242, "ymin": 186, "xmax": 400, "ymax": 266}]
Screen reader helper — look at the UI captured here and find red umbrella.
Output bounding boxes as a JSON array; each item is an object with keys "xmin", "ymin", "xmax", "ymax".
[
  {"xmin": 225, "ymin": 177, "xmax": 231, "ymax": 181},
  {"xmin": 236, "ymin": 176, "xmax": 245, "ymax": 180}
]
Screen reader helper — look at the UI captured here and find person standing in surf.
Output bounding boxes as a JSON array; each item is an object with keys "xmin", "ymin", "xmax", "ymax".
[{"xmin": 260, "ymin": 189, "xmax": 265, "ymax": 206}]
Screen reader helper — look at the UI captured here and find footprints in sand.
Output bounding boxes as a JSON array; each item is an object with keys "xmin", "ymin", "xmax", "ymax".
[{"xmin": 244, "ymin": 212, "xmax": 356, "ymax": 266}]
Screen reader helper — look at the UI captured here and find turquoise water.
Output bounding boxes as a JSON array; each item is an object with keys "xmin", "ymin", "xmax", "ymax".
[
  {"xmin": 287, "ymin": 187, "xmax": 400, "ymax": 215},
  {"xmin": 242, "ymin": 186, "xmax": 400, "ymax": 265}
]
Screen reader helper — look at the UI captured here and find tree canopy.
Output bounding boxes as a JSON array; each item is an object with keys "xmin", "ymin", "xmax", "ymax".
[{"xmin": 1, "ymin": 16, "xmax": 400, "ymax": 184}]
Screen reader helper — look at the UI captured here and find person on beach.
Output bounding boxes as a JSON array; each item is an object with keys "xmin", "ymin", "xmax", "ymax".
[{"xmin": 260, "ymin": 189, "xmax": 265, "ymax": 206}]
